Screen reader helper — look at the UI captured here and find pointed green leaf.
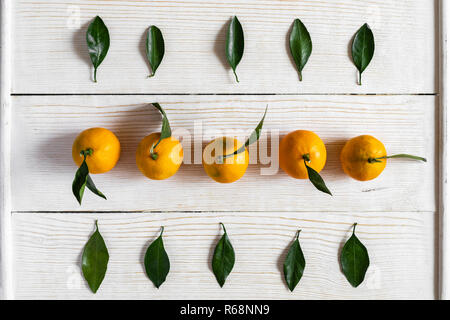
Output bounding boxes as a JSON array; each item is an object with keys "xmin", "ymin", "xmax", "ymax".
[
  {"xmin": 212, "ymin": 223, "xmax": 235, "ymax": 287},
  {"xmin": 150, "ymin": 103, "xmax": 172, "ymax": 155},
  {"xmin": 146, "ymin": 26, "xmax": 165, "ymax": 77},
  {"xmin": 82, "ymin": 221, "xmax": 109, "ymax": 293},
  {"xmin": 72, "ymin": 158, "xmax": 89, "ymax": 205},
  {"xmin": 340, "ymin": 223, "xmax": 370, "ymax": 288},
  {"xmin": 304, "ymin": 161, "xmax": 332, "ymax": 195},
  {"xmin": 289, "ymin": 18, "xmax": 312, "ymax": 81},
  {"xmin": 283, "ymin": 230, "xmax": 305, "ymax": 292},
  {"xmin": 351, "ymin": 23, "xmax": 374, "ymax": 85},
  {"xmin": 86, "ymin": 16, "xmax": 110, "ymax": 82},
  {"xmin": 86, "ymin": 175, "xmax": 106, "ymax": 200},
  {"xmin": 144, "ymin": 227, "xmax": 170, "ymax": 288},
  {"xmin": 222, "ymin": 105, "xmax": 268, "ymax": 159},
  {"xmin": 226, "ymin": 16, "xmax": 244, "ymax": 82}
]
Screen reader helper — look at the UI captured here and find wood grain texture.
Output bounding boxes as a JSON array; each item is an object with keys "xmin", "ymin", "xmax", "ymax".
[
  {"xmin": 11, "ymin": 95, "xmax": 436, "ymax": 212},
  {"xmin": 439, "ymin": 0, "xmax": 448, "ymax": 300},
  {"xmin": 1, "ymin": 0, "xmax": 13, "ymax": 300},
  {"xmin": 12, "ymin": 0, "xmax": 436, "ymax": 94},
  {"xmin": 13, "ymin": 211, "xmax": 436, "ymax": 300}
]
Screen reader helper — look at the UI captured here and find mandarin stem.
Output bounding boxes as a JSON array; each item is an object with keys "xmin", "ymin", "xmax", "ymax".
[
  {"xmin": 368, "ymin": 154, "xmax": 427, "ymax": 163},
  {"xmin": 302, "ymin": 153, "xmax": 310, "ymax": 162}
]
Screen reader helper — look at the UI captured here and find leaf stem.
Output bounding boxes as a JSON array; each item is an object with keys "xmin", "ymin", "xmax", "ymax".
[
  {"xmin": 94, "ymin": 68, "xmax": 98, "ymax": 83},
  {"xmin": 299, "ymin": 72, "xmax": 302, "ymax": 82},
  {"xmin": 148, "ymin": 72, "xmax": 155, "ymax": 78},
  {"xmin": 352, "ymin": 223, "xmax": 357, "ymax": 234},
  {"xmin": 95, "ymin": 220, "xmax": 99, "ymax": 230},
  {"xmin": 233, "ymin": 69, "xmax": 239, "ymax": 83},
  {"xmin": 220, "ymin": 222, "xmax": 227, "ymax": 234},
  {"xmin": 295, "ymin": 229, "xmax": 301, "ymax": 240},
  {"xmin": 368, "ymin": 154, "xmax": 427, "ymax": 163},
  {"xmin": 160, "ymin": 226, "xmax": 164, "ymax": 236},
  {"xmin": 358, "ymin": 72, "xmax": 361, "ymax": 85}
]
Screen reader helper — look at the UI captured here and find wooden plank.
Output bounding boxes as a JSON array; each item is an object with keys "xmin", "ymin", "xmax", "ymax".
[
  {"xmin": 11, "ymin": 95, "xmax": 436, "ymax": 212},
  {"xmin": 12, "ymin": 0, "xmax": 435, "ymax": 94},
  {"xmin": 13, "ymin": 211, "xmax": 436, "ymax": 299},
  {"xmin": 439, "ymin": 0, "xmax": 448, "ymax": 300},
  {"xmin": 1, "ymin": 0, "xmax": 14, "ymax": 300}
]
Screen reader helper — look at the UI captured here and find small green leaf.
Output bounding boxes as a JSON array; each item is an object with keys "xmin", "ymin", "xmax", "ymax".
[
  {"xmin": 226, "ymin": 16, "xmax": 244, "ymax": 82},
  {"xmin": 222, "ymin": 105, "xmax": 268, "ymax": 159},
  {"xmin": 212, "ymin": 223, "xmax": 235, "ymax": 287},
  {"xmin": 351, "ymin": 23, "xmax": 374, "ymax": 85},
  {"xmin": 86, "ymin": 16, "xmax": 110, "ymax": 82},
  {"xmin": 340, "ymin": 223, "xmax": 370, "ymax": 288},
  {"xmin": 150, "ymin": 103, "xmax": 172, "ymax": 155},
  {"xmin": 146, "ymin": 26, "xmax": 165, "ymax": 77},
  {"xmin": 86, "ymin": 176, "xmax": 106, "ymax": 200},
  {"xmin": 283, "ymin": 230, "xmax": 305, "ymax": 292},
  {"xmin": 144, "ymin": 227, "xmax": 170, "ymax": 288},
  {"xmin": 289, "ymin": 18, "xmax": 312, "ymax": 81},
  {"xmin": 72, "ymin": 157, "xmax": 89, "ymax": 205},
  {"xmin": 304, "ymin": 160, "xmax": 332, "ymax": 195},
  {"xmin": 82, "ymin": 221, "xmax": 109, "ymax": 293},
  {"xmin": 72, "ymin": 151, "xmax": 106, "ymax": 204}
]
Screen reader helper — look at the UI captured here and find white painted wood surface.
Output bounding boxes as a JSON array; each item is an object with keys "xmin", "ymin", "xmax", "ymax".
[
  {"xmin": 0, "ymin": 0, "xmax": 13, "ymax": 300},
  {"xmin": 0, "ymin": 0, "xmax": 443, "ymax": 299},
  {"xmin": 13, "ymin": 211, "xmax": 435, "ymax": 299},
  {"xmin": 12, "ymin": 0, "xmax": 435, "ymax": 94},
  {"xmin": 11, "ymin": 95, "xmax": 436, "ymax": 213},
  {"xmin": 439, "ymin": 0, "xmax": 449, "ymax": 300}
]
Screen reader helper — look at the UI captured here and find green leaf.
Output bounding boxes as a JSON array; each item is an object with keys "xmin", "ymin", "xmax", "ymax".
[
  {"xmin": 82, "ymin": 221, "xmax": 109, "ymax": 293},
  {"xmin": 289, "ymin": 19, "xmax": 312, "ymax": 81},
  {"xmin": 72, "ymin": 151, "xmax": 106, "ymax": 204},
  {"xmin": 304, "ymin": 160, "xmax": 332, "ymax": 195},
  {"xmin": 212, "ymin": 223, "xmax": 235, "ymax": 287},
  {"xmin": 72, "ymin": 157, "xmax": 89, "ymax": 205},
  {"xmin": 150, "ymin": 103, "xmax": 172, "ymax": 157},
  {"xmin": 144, "ymin": 227, "xmax": 170, "ymax": 288},
  {"xmin": 226, "ymin": 16, "xmax": 244, "ymax": 82},
  {"xmin": 340, "ymin": 223, "xmax": 370, "ymax": 288},
  {"xmin": 222, "ymin": 105, "xmax": 268, "ymax": 159},
  {"xmin": 351, "ymin": 23, "xmax": 374, "ymax": 85},
  {"xmin": 86, "ymin": 16, "xmax": 110, "ymax": 82},
  {"xmin": 283, "ymin": 230, "xmax": 305, "ymax": 292},
  {"xmin": 146, "ymin": 26, "xmax": 165, "ymax": 77},
  {"xmin": 86, "ymin": 175, "xmax": 106, "ymax": 200}
]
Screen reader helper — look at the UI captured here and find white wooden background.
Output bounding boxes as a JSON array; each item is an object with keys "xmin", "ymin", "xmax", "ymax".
[{"xmin": 1, "ymin": 0, "xmax": 441, "ymax": 299}]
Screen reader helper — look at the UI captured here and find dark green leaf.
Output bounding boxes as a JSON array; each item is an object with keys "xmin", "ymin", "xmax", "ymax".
[
  {"xmin": 212, "ymin": 223, "xmax": 235, "ymax": 287},
  {"xmin": 304, "ymin": 160, "xmax": 332, "ymax": 195},
  {"xmin": 351, "ymin": 23, "xmax": 374, "ymax": 85},
  {"xmin": 283, "ymin": 230, "xmax": 305, "ymax": 292},
  {"xmin": 72, "ymin": 158, "xmax": 89, "ymax": 205},
  {"xmin": 226, "ymin": 16, "xmax": 244, "ymax": 82},
  {"xmin": 146, "ymin": 26, "xmax": 165, "ymax": 77},
  {"xmin": 289, "ymin": 19, "xmax": 312, "ymax": 81},
  {"xmin": 82, "ymin": 221, "xmax": 109, "ymax": 293},
  {"xmin": 222, "ymin": 105, "xmax": 268, "ymax": 159},
  {"xmin": 150, "ymin": 103, "xmax": 172, "ymax": 155},
  {"xmin": 86, "ymin": 16, "xmax": 110, "ymax": 82},
  {"xmin": 86, "ymin": 175, "xmax": 106, "ymax": 200},
  {"xmin": 144, "ymin": 227, "xmax": 170, "ymax": 288},
  {"xmin": 340, "ymin": 223, "xmax": 370, "ymax": 288}
]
